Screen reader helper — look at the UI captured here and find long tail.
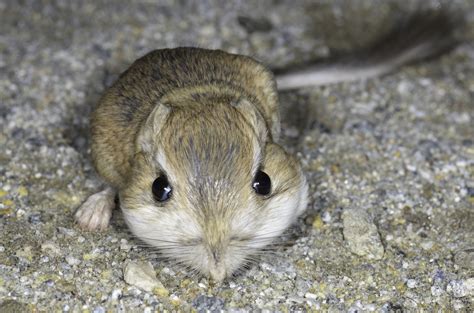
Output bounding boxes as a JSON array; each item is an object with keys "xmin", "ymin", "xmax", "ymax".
[{"xmin": 275, "ymin": 11, "xmax": 462, "ymax": 90}]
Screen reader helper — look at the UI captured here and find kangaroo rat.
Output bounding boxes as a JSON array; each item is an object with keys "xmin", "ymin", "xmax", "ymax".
[{"xmin": 75, "ymin": 12, "xmax": 459, "ymax": 281}]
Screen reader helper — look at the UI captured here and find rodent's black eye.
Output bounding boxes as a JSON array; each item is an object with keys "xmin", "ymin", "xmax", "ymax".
[
  {"xmin": 152, "ymin": 175, "xmax": 172, "ymax": 202},
  {"xmin": 252, "ymin": 170, "xmax": 271, "ymax": 195}
]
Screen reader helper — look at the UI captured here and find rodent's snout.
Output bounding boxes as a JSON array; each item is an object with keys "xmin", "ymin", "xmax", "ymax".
[
  {"xmin": 205, "ymin": 244, "xmax": 228, "ymax": 282},
  {"xmin": 119, "ymin": 100, "xmax": 309, "ymax": 281},
  {"xmin": 208, "ymin": 261, "xmax": 227, "ymax": 283}
]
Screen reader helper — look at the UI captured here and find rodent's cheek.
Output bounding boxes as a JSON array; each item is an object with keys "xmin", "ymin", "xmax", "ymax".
[
  {"xmin": 252, "ymin": 179, "xmax": 308, "ymax": 246},
  {"xmin": 121, "ymin": 202, "xmax": 201, "ymax": 249}
]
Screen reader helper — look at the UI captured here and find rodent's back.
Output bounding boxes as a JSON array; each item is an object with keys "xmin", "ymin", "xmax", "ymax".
[{"xmin": 90, "ymin": 48, "xmax": 280, "ymax": 189}]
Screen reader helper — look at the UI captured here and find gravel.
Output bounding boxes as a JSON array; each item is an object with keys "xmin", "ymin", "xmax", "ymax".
[{"xmin": 1, "ymin": 0, "xmax": 473, "ymax": 311}]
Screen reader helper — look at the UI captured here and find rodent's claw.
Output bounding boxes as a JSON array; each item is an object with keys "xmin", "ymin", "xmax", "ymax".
[{"xmin": 75, "ymin": 188, "xmax": 115, "ymax": 231}]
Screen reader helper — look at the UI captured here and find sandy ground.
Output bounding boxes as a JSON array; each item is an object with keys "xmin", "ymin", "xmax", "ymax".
[{"xmin": 0, "ymin": 0, "xmax": 473, "ymax": 311}]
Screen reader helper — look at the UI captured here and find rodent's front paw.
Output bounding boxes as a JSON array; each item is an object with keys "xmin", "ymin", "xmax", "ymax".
[{"xmin": 74, "ymin": 188, "xmax": 115, "ymax": 231}]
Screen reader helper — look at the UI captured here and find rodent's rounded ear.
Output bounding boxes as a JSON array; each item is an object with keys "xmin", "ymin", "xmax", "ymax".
[
  {"xmin": 136, "ymin": 103, "xmax": 171, "ymax": 153},
  {"xmin": 263, "ymin": 142, "xmax": 302, "ymax": 187},
  {"xmin": 231, "ymin": 98, "xmax": 268, "ymax": 143}
]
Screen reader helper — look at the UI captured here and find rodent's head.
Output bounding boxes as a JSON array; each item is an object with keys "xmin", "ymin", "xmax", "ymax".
[{"xmin": 120, "ymin": 96, "xmax": 307, "ymax": 281}]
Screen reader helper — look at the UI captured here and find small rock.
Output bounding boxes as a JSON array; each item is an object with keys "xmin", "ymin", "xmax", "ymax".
[
  {"xmin": 17, "ymin": 186, "xmax": 28, "ymax": 197},
  {"xmin": 431, "ymin": 285, "xmax": 444, "ymax": 297},
  {"xmin": 397, "ymin": 81, "xmax": 412, "ymax": 94},
  {"xmin": 123, "ymin": 261, "xmax": 165, "ymax": 293},
  {"xmin": 295, "ymin": 278, "xmax": 310, "ymax": 297},
  {"xmin": 153, "ymin": 286, "xmax": 169, "ymax": 297},
  {"xmin": 170, "ymin": 294, "xmax": 181, "ymax": 306},
  {"xmin": 57, "ymin": 227, "xmax": 76, "ymax": 237},
  {"xmin": 93, "ymin": 306, "xmax": 105, "ymax": 313},
  {"xmin": 454, "ymin": 249, "xmax": 474, "ymax": 270},
  {"xmin": 65, "ymin": 255, "xmax": 80, "ymax": 266},
  {"xmin": 120, "ymin": 239, "xmax": 131, "ymax": 251},
  {"xmin": 466, "ymin": 278, "xmax": 474, "ymax": 295},
  {"xmin": 342, "ymin": 208, "xmax": 384, "ymax": 260},
  {"xmin": 321, "ymin": 211, "xmax": 332, "ymax": 223},
  {"xmin": 453, "ymin": 299, "xmax": 466, "ymax": 310},
  {"xmin": 447, "ymin": 278, "xmax": 474, "ymax": 298},
  {"xmin": 111, "ymin": 289, "xmax": 122, "ymax": 301},
  {"xmin": 16, "ymin": 208, "xmax": 26, "ymax": 217},
  {"xmin": 447, "ymin": 280, "xmax": 465, "ymax": 298},
  {"xmin": 406, "ymin": 279, "xmax": 417, "ymax": 289},
  {"xmin": 312, "ymin": 215, "xmax": 324, "ymax": 230},
  {"xmin": 41, "ymin": 241, "xmax": 61, "ymax": 255},
  {"xmin": 192, "ymin": 295, "xmax": 225, "ymax": 312},
  {"xmin": 420, "ymin": 240, "xmax": 434, "ymax": 250},
  {"xmin": 28, "ymin": 212, "xmax": 42, "ymax": 224},
  {"xmin": 433, "ymin": 269, "xmax": 445, "ymax": 283}
]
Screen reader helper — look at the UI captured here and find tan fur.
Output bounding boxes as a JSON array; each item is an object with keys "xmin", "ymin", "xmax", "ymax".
[{"xmin": 77, "ymin": 48, "xmax": 307, "ymax": 280}]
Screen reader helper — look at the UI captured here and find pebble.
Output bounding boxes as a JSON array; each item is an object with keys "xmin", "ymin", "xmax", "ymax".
[
  {"xmin": 321, "ymin": 211, "xmax": 332, "ymax": 223},
  {"xmin": 57, "ymin": 227, "xmax": 76, "ymax": 237},
  {"xmin": 192, "ymin": 295, "xmax": 225, "ymax": 312},
  {"xmin": 342, "ymin": 208, "xmax": 384, "ymax": 260},
  {"xmin": 65, "ymin": 256, "xmax": 81, "ymax": 266},
  {"xmin": 454, "ymin": 249, "xmax": 474, "ymax": 270},
  {"xmin": 28, "ymin": 212, "xmax": 42, "ymax": 224},
  {"xmin": 431, "ymin": 285, "xmax": 444, "ymax": 297},
  {"xmin": 466, "ymin": 278, "xmax": 474, "ymax": 295},
  {"xmin": 111, "ymin": 289, "xmax": 122, "ymax": 301},
  {"xmin": 120, "ymin": 239, "xmax": 131, "ymax": 251},
  {"xmin": 123, "ymin": 261, "xmax": 166, "ymax": 293},
  {"xmin": 17, "ymin": 186, "xmax": 28, "ymax": 197},
  {"xmin": 41, "ymin": 241, "xmax": 61, "ymax": 255},
  {"xmin": 16, "ymin": 208, "xmax": 26, "ymax": 217},
  {"xmin": 406, "ymin": 279, "xmax": 417, "ymax": 289},
  {"xmin": 93, "ymin": 306, "xmax": 106, "ymax": 313},
  {"xmin": 447, "ymin": 278, "xmax": 474, "ymax": 298}
]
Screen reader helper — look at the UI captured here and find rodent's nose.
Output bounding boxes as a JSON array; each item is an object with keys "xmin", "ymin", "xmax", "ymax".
[
  {"xmin": 208, "ymin": 246, "xmax": 226, "ymax": 281},
  {"xmin": 211, "ymin": 249, "xmax": 220, "ymax": 263},
  {"xmin": 209, "ymin": 265, "xmax": 226, "ymax": 282}
]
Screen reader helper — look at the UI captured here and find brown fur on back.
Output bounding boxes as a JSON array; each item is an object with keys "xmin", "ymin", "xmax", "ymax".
[{"xmin": 91, "ymin": 48, "xmax": 279, "ymax": 189}]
